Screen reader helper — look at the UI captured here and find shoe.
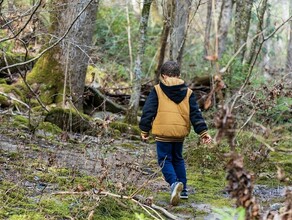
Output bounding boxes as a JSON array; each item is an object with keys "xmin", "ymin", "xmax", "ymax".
[
  {"xmin": 170, "ymin": 182, "xmax": 183, "ymax": 206},
  {"xmin": 180, "ymin": 189, "xmax": 188, "ymax": 199}
]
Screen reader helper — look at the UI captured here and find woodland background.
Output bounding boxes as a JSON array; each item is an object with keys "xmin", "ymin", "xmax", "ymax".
[{"xmin": 0, "ymin": 0, "xmax": 291, "ymax": 220}]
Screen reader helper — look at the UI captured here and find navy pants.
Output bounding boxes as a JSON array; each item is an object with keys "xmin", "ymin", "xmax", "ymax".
[{"xmin": 156, "ymin": 141, "xmax": 187, "ymax": 190}]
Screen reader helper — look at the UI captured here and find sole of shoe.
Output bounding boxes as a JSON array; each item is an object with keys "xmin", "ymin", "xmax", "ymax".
[
  {"xmin": 180, "ymin": 195, "xmax": 188, "ymax": 199},
  {"xmin": 170, "ymin": 182, "xmax": 183, "ymax": 206}
]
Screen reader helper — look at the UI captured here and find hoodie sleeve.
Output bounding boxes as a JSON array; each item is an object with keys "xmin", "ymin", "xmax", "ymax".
[
  {"xmin": 139, "ymin": 88, "xmax": 158, "ymax": 133},
  {"xmin": 189, "ymin": 92, "xmax": 208, "ymax": 135}
]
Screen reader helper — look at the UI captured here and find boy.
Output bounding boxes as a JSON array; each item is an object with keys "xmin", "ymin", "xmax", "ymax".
[{"xmin": 139, "ymin": 61, "xmax": 212, "ymax": 206}]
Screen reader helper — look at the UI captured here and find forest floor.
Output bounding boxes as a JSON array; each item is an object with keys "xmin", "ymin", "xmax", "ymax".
[{"xmin": 0, "ymin": 111, "xmax": 291, "ymax": 220}]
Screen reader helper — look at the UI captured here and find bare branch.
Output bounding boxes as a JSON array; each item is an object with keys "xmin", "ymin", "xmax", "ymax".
[
  {"xmin": 1, "ymin": 3, "xmax": 40, "ymax": 29},
  {"xmin": 0, "ymin": 91, "xmax": 30, "ymax": 109},
  {"xmin": 0, "ymin": 0, "xmax": 43, "ymax": 44},
  {"xmin": 220, "ymin": 15, "xmax": 292, "ymax": 74}
]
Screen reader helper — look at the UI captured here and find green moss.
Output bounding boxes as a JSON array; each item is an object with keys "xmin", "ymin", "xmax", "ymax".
[
  {"xmin": 12, "ymin": 115, "xmax": 29, "ymax": 128},
  {"xmin": 18, "ymin": 49, "xmax": 64, "ymax": 105},
  {"xmin": 37, "ymin": 121, "xmax": 62, "ymax": 135},
  {"xmin": 0, "ymin": 94, "xmax": 10, "ymax": 107},
  {"xmin": 187, "ymin": 171, "xmax": 232, "ymax": 207},
  {"xmin": 121, "ymin": 143, "xmax": 137, "ymax": 149},
  {"xmin": 9, "ymin": 213, "xmax": 45, "ymax": 220},
  {"xmin": 92, "ymin": 197, "xmax": 139, "ymax": 219},
  {"xmin": 110, "ymin": 121, "xmax": 140, "ymax": 135},
  {"xmin": 44, "ymin": 108, "xmax": 92, "ymax": 133},
  {"xmin": 0, "ymin": 181, "xmax": 37, "ymax": 219},
  {"xmin": 39, "ymin": 198, "xmax": 70, "ymax": 216},
  {"xmin": 0, "ymin": 79, "xmax": 7, "ymax": 84},
  {"xmin": 0, "ymin": 84, "xmax": 23, "ymax": 99}
]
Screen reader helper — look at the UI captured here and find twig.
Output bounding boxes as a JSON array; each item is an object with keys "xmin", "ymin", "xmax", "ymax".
[
  {"xmin": 1, "ymin": 3, "xmax": 38, "ymax": 29},
  {"xmin": 220, "ymin": 14, "xmax": 292, "ymax": 74},
  {"xmin": 237, "ymin": 109, "xmax": 255, "ymax": 134},
  {"xmin": 219, "ymin": 31, "xmax": 264, "ymax": 73},
  {"xmin": 129, "ymin": 165, "xmax": 163, "ymax": 198},
  {"xmin": 0, "ymin": 91, "xmax": 30, "ymax": 109},
  {"xmin": 132, "ymin": 199, "xmax": 162, "ymax": 220},
  {"xmin": 2, "ymin": 52, "xmax": 13, "ymax": 80},
  {"xmin": 0, "ymin": 0, "xmax": 95, "ymax": 73},
  {"xmin": 152, "ymin": 204, "xmax": 180, "ymax": 220},
  {"xmin": 0, "ymin": 0, "xmax": 43, "ymax": 43}
]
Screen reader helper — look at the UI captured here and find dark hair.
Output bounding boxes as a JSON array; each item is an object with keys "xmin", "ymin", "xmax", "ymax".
[{"xmin": 160, "ymin": 61, "xmax": 180, "ymax": 77}]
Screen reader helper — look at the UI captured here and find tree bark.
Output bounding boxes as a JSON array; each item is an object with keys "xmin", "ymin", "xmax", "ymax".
[
  {"xmin": 154, "ymin": 0, "xmax": 172, "ymax": 83},
  {"xmin": 125, "ymin": 0, "xmax": 153, "ymax": 125},
  {"xmin": 26, "ymin": 0, "xmax": 98, "ymax": 111},
  {"xmin": 204, "ymin": 0, "xmax": 213, "ymax": 57},
  {"xmin": 169, "ymin": 0, "xmax": 192, "ymax": 66},
  {"xmin": 262, "ymin": 6, "xmax": 271, "ymax": 77},
  {"xmin": 234, "ymin": 0, "xmax": 253, "ymax": 61},
  {"xmin": 218, "ymin": 0, "xmax": 233, "ymax": 58},
  {"xmin": 286, "ymin": 0, "xmax": 292, "ymax": 73}
]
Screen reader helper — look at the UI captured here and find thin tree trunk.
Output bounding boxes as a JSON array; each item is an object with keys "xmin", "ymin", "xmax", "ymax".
[
  {"xmin": 204, "ymin": 0, "xmax": 213, "ymax": 57},
  {"xmin": 169, "ymin": 0, "xmax": 192, "ymax": 66},
  {"xmin": 218, "ymin": 0, "xmax": 233, "ymax": 58},
  {"xmin": 246, "ymin": 0, "xmax": 268, "ymax": 67},
  {"xmin": 125, "ymin": 0, "xmax": 153, "ymax": 125},
  {"xmin": 286, "ymin": 0, "xmax": 292, "ymax": 73},
  {"xmin": 234, "ymin": 0, "xmax": 253, "ymax": 62},
  {"xmin": 126, "ymin": 0, "xmax": 133, "ymax": 81},
  {"xmin": 154, "ymin": 0, "xmax": 172, "ymax": 83},
  {"xmin": 262, "ymin": 6, "xmax": 271, "ymax": 77}
]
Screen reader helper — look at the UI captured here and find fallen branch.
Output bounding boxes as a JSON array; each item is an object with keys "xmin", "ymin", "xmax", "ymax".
[
  {"xmin": 52, "ymin": 189, "xmax": 180, "ymax": 220},
  {"xmin": 86, "ymin": 86, "xmax": 127, "ymax": 113},
  {"xmin": 152, "ymin": 204, "xmax": 180, "ymax": 220}
]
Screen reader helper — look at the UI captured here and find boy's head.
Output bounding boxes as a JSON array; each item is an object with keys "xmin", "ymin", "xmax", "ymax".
[{"xmin": 160, "ymin": 61, "xmax": 180, "ymax": 77}]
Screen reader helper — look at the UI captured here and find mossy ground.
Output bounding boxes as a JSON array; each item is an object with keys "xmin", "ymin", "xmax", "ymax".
[{"xmin": 0, "ymin": 113, "xmax": 291, "ymax": 219}]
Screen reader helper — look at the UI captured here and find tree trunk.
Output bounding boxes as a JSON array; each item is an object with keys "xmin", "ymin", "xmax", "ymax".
[
  {"xmin": 218, "ymin": 0, "xmax": 233, "ymax": 58},
  {"xmin": 204, "ymin": 0, "xmax": 213, "ymax": 57},
  {"xmin": 125, "ymin": 0, "xmax": 153, "ymax": 125},
  {"xmin": 286, "ymin": 0, "xmax": 292, "ymax": 73},
  {"xmin": 154, "ymin": 0, "xmax": 172, "ymax": 83},
  {"xmin": 26, "ymin": 0, "xmax": 98, "ymax": 111},
  {"xmin": 246, "ymin": 0, "xmax": 268, "ymax": 67},
  {"xmin": 234, "ymin": 0, "xmax": 253, "ymax": 61},
  {"xmin": 262, "ymin": 6, "xmax": 271, "ymax": 77},
  {"xmin": 169, "ymin": 0, "xmax": 192, "ymax": 66}
]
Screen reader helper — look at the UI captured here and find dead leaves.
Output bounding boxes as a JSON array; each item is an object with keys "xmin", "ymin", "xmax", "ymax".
[
  {"xmin": 226, "ymin": 153, "xmax": 261, "ymax": 219},
  {"xmin": 214, "ymin": 105, "xmax": 237, "ymax": 150},
  {"xmin": 204, "ymin": 74, "xmax": 226, "ymax": 110}
]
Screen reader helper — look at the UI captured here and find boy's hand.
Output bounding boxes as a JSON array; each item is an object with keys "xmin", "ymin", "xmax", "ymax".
[
  {"xmin": 200, "ymin": 133, "xmax": 212, "ymax": 144},
  {"xmin": 141, "ymin": 131, "xmax": 149, "ymax": 142}
]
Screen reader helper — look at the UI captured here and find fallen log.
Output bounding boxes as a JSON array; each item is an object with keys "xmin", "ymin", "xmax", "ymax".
[{"xmin": 84, "ymin": 86, "xmax": 127, "ymax": 114}]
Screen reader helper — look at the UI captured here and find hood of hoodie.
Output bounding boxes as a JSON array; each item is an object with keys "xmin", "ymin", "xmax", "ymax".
[{"xmin": 160, "ymin": 77, "xmax": 188, "ymax": 104}]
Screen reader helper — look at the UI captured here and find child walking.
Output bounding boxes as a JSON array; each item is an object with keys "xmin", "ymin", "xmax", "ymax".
[{"xmin": 139, "ymin": 61, "xmax": 212, "ymax": 206}]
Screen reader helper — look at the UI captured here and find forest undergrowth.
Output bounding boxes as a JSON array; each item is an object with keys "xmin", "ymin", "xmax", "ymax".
[{"xmin": 0, "ymin": 88, "xmax": 291, "ymax": 220}]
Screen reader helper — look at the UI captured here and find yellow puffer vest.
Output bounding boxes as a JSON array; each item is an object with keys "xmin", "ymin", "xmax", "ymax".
[{"xmin": 152, "ymin": 84, "xmax": 192, "ymax": 141}]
